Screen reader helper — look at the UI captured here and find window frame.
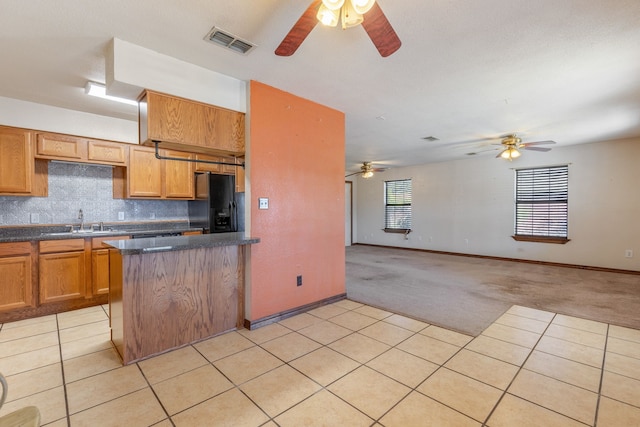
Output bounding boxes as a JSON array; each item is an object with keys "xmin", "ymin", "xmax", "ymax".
[
  {"xmin": 384, "ymin": 179, "xmax": 412, "ymax": 233},
  {"xmin": 513, "ymin": 165, "xmax": 570, "ymax": 244}
]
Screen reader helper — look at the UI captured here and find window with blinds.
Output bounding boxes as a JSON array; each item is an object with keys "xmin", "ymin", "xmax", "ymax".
[
  {"xmin": 515, "ymin": 165, "xmax": 568, "ymax": 239},
  {"xmin": 384, "ymin": 179, "xmax": 412, "ymax": 231}
]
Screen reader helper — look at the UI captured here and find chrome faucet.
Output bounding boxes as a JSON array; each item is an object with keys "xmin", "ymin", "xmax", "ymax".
[{"xmin": 78, "ymin": 209, "xmax": 84, "ymax": 232}]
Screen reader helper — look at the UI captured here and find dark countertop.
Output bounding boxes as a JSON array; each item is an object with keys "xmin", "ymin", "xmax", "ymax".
[
  {"xmin": 105, "ymin": 232, "xmax": 260, "ymax": 255},
  {"xmin": 0, "ymin": 221, "xmax": 202, "ymax": 243}
]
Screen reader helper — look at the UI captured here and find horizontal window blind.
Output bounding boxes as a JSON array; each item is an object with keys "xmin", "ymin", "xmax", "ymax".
[
  {"xmin": 515, "ymin": 165, "xmax": 568, "ymax": 237},
  {"xmin": 385, "ymin": 179, "xmax": 412, "ymax": 230}
]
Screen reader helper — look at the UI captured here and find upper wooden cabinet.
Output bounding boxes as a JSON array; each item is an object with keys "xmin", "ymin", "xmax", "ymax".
[
  {"xmin": 139, "ymin": 90, "xmax": 245, "ymax": 156},
  {"xmin": 35, "ymin": 132, "xmax": 128, "ymax": 166},
  {"xmin": 114, "ymin": 145, "xmax": 194, "ymax": 200},
  {"xmin": 164, "ymin": 149, "xmax": 194, "ymax": 198},
  {"xmin": 126, "ymin": 145, "xmax": 163, "ymax": 198},
  {"xmin": 0, "ymin": 126, "xmax": 47, "ymax": 196}
]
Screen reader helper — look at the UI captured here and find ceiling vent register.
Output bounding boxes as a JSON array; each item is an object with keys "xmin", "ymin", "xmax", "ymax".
[{"xmin": 205, "ymin": 27, "xmax": 256, "ymax": 55}]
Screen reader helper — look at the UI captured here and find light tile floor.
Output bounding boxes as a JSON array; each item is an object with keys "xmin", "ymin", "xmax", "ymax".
[{"xmin": 1, "ymin": 300, "xmax": 640, "ymax": 426}]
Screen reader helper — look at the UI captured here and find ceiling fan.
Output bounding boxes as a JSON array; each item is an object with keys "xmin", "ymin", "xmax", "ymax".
[
  {"xmin": 496, "ymin": 134, "xmax": 556, "ymax": 160},
  {"xmin": 345, "ymin": 162, "xmax": 387, "ymax": 178},
  {"xmin": 275, "ymin": 0, "xmax": 401, "ymax": 57}
]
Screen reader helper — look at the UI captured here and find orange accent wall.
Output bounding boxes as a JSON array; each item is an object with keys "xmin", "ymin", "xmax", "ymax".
[{"xmin": 248, "ymin": 81, "xmax": 345, "ymax": 321}]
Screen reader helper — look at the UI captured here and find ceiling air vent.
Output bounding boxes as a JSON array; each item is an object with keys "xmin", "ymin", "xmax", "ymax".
[
  {"xmin": 422, "ymin": 136, "xmax": 439, "ymax": 142},
  {"xmin": 204, "ymin": 27, "xmax": 256, "ymax": 55}
]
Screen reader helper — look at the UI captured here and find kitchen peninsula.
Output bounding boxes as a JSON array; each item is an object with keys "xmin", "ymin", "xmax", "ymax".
[{"xmin": 106, "ymin": 232, "xmax": 259, "ymax": 364}]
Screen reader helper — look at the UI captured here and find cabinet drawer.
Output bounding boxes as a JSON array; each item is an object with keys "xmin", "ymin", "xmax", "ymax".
[
  {"xmin": 39, "ymin": 239, "xmax": 85, "ymax": 253},
  {"xmin": 88, "ymin": 140, "xmax": 127, "ymax": 165},
  {"xmin": 0, "ymin": 241, "xmax": 31, "ymax": 256}
]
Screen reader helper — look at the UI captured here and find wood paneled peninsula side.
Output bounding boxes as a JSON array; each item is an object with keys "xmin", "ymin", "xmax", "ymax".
[{"xmin": 106, "ymin": 233, "xmax": 259, "ymax": 364}]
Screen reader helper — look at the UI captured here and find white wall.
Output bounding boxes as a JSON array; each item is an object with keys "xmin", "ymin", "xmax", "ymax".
[
  {"xmin": 354, "ymin": 137, "xmax": 640, "ymax": 271},
  {"xmin": 0, "ymin": 96, "xmax": 137, "ymax": 143}
]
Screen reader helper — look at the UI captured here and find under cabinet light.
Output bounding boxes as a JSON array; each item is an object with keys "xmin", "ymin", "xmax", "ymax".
[{"xmin": 85, "ymin": 82, "xmax": 138, "ymax": 106}]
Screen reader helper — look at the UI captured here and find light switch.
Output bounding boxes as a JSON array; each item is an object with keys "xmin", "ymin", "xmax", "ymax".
[{"xmin": 259, "ymin": 198, "xmax": 269, "ymax": 210}]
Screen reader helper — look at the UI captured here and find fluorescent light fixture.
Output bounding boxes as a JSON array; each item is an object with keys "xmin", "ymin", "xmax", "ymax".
[{"xmin": 85, "ymin": 81, "xmax": 138, "ymax": 106}]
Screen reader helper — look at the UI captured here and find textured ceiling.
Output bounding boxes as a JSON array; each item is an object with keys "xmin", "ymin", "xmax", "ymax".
[{"xmin": 1, "ymin": 0, "xmax": 639, "ymax": 173}]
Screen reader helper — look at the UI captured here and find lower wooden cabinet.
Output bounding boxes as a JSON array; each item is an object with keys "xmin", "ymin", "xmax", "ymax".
[
  {"xmin": 0, "ymin": 242, "xmax": 33, "ymax": 312},
  {"xmin": 39, "ymin": 239, "xmax": 86, "ymax": 304},
  {"xmin": 91, "ymin": 236, "xmax": 130, "ymax": 296}
]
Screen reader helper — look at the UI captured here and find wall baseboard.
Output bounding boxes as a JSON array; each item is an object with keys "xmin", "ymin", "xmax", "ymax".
[
  {"xmin": 244, "ymin": 293, "xmax": 347, "ymax": 330},
  {"xmin": 352, "ymin": 243, "xmax": 640, "ymax": 276}
]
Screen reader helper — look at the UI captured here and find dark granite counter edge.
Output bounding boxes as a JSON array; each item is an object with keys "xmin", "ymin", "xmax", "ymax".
[
  {"xmin": 105, "ymin": 233, "xmax": 260, "ymax": 255},
  {"xmin": 0, "ymin": 221, "xmax": 202, "ymax": 243}
]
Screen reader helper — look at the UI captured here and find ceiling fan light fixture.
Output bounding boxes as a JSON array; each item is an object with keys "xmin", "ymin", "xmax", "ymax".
[
  {"xmin": 317, "ymin": 4, "xmax": 339, "ymax": 26},
  {"xmin": 362, "ymin": 170, "xmax": 374, "ymax": 178},
  {"xmin": 322, "ymin": 0, "xmax": 345, "ymax": 10},
  {"xmin": 500, "ymin": 147, "xmax": 521, "ymax": 160},
  {"xmin": 350, "ymin": 0, "xmax": 375, "ymax": 15},
  {"xmin": 341, "ymin": 1, "xmax": 364, "ymax": 29}
]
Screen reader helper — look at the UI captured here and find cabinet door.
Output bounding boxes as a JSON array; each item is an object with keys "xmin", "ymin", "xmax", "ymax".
[
  {"xmin": 36, "ymin": 133, "xmax": 86, "ymax": 161},
  {"xmin": 87, "ymin": 140, "xmax": 127, "ymax": 165},
  {"xmin": 91, "ymin": 235, "xmax": 129, "ymax": 296},
  {"xmin": 91, "ymin": 249, "xmax": 110, "ymax": 296},
  {"xmin": 144, "ymin": 91, "xmax": 204, "ymax": 146},
  {"xmin": 163, "ymin": 150, "xmax": 194, "ymax": 199},
  {"xmin": 236, "ymin": 157, "xmax": 245, "ymax": 192},
  {"xmin": 203, "ymin": 107, "xmax": 245, "ymax": 153},
  {"xmin": 194, "ymin": 153, "xmax": 222, "ymax": 173},
  {"xmin": 0, "ymin": 126, "xmax": 33, "ymax": 194},
  {"xmin": 128, "ymin": 146, "xmax": 162, "ymax": 197},
  {"xmin": 39, "ymin": 251, "xmax": 86, "ymax": 304},
  {"xmin": 0, "ymin": 255, "xmax": 33, "ymax": 311}
]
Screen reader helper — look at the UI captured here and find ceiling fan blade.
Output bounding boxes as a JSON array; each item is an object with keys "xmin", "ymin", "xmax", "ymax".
[
  {"xmin": 523, "ymin": 140, "xmax": 556, "ymax": 146},
  {"xmin": 361, "ymin": 3, "xmax": 401, "ymax": 57},
  {"xmin": 345, "ymin": 171, "xmax": 361, "ymax": 177},
  {"xmin": 275, "ymin": 1, "xmax": 321, "ymax": 56},
  {"xmin": 371, "ymin": 168, "xmax": 387, "ymax": 172},
  {"xmin": 523, "ymin": 146, "xmax": 552, "ymax": 152}
]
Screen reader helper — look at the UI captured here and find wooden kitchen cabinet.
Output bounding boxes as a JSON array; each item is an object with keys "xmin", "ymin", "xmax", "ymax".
[
  {"xmin": 36, "ymin": 132, "xmax": 86, "ymax": 161},
  {"xmin": 116, "ymin": 145, "xmax": 194, "ymax": 199},
  {"xmin": 194, "ymin": 154, "xmax": 244, "ymax": 192},
  {"xmin": 39, "ymin": 239, "xmax": 87, "ymax": 304},
  {"xmin": 36, "ymin": 132, "xmax": 128, "ymax": 166},
  {"xmin": 164, "ymin": 149, "xmax": 194, "ymax": 198},
  {"xmin": 87, "ymin": 140, "xmax": 128, "ymax": 165},
  {"xmin": 139, "ymin": 90, "xmax": 245, "ymax": 155},
  {"xmin": 92, "ymin": 236, "xmax": 129, "ymax": 296},
  {"xmin": 126, "ymin": 145, "xmax": 163, "ymax": 197},
  {"xmin": 0, "ymin": 126, "xmax": 48, "ymax": 196},
  {"xmin": 0, "ymin": 242, "xmax": 34, "ymax": 312},
  {"xmin": 194, "ymin": 153, "xmax": 236, "ymax": 174}
]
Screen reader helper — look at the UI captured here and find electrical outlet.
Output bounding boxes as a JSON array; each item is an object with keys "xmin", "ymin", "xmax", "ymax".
[
  {"xmin": 297, "ymin": 275, "xmax": 302, "ymax": 286},
  {"xmin": 118, "ymin": 212, "xmax": 125, "ymax": 220},
  {"xmin": 259, "ymin": 198, "xmax": 269, "ymax": 210},
  {"xmin": 30, "ymin": 213, "xmax": 40, "ymax": 224},
  {"xmin": 625, "ymin": 249, "xmax": 633, "ymax": 258}
]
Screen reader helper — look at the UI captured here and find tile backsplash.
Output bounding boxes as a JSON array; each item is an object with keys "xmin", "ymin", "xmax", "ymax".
[{"xmin": 0, "ymin": 162, "xmax": 188, "ymax": 225}]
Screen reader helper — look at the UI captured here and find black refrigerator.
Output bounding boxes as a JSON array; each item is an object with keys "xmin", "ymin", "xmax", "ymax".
[{"xmin": 188, "ymin": 173, "xmax": 245, "ymax": 233}]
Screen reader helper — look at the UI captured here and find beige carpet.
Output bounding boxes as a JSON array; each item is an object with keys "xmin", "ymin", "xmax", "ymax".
[{"xmin": 345, "ymin": 245, "xmax": 640, "ymax": 336}]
